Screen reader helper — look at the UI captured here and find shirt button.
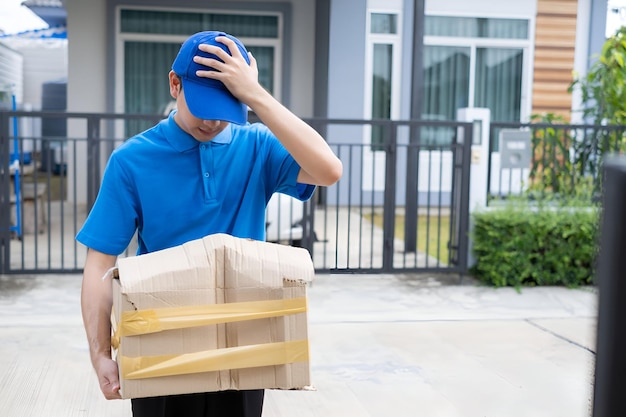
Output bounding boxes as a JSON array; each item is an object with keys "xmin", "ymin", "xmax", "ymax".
[
  {"xmin": 204, "ymin": 172, "xmax": 210, "ymax": 178},
  {"xmin": 200, "ymin": 145, "xmax": 206, "ymax": 150}
]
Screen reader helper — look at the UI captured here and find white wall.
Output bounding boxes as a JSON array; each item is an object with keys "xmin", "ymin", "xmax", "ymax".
[
  {"xmin": 572, "ymin": 0, "xmax": 592, "ymax": 124},
  {"xmin": 425, "ymin": 0, "xmax": 536, "ymax": 17},
  {"xmin": 66, "ymin": 0, "xmax": 107, "ymax": 113},
  {"xmin": 1, "ymin": 38, "xmax": 67, "ymax": 110},
  {"xmin": 66, "ymin": 0, "xmax": 107, "ymax": 204},
  {"xmin": 286, "ymin": 0, "xmax": 316, "ymax": 117},
  {"xmin": 0, "ymin": 42, "xmax": 23, "ymax": 106}
]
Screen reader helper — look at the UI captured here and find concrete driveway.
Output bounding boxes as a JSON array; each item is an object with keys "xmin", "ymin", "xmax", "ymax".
[{"xmin": 0, "ymin": 273, "xmax": 597, "ymax": 417}]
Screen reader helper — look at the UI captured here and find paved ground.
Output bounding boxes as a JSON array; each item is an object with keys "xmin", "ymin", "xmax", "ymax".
[{"xmin": 0, "ymin": 272, "xmax": 597, "ymax": 417}]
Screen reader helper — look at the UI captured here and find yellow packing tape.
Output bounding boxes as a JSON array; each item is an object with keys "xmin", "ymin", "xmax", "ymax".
[
  {"xmin": 120, "ymin": 339, "xmax": 309, "ymax": 380},
  {"xmin": 111, "ymin": 297, "xmax": 307, "ymax": 349}
]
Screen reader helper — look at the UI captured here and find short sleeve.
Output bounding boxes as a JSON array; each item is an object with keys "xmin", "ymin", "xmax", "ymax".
[
  {"xmin": 257, "ymin": 125, "xmax": 316, "ymax": 201},
  {"xmin": 75, "ymin": 154, "xmax": 139, "ymax": 255}
]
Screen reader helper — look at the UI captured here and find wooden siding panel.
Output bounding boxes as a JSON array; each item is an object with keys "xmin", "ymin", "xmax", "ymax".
[
  {"xmin": 535, "ymin": 15, "xmax": 577, "ymax": 29},
  {"xmin": 534, "ymin": 48, "xmax": 577, "ymax": 60},
  {"xmin": 537, "ymin": 1, "xmax": 579, "ymax": 15},
  {"xmin": 533, "ymin": 81, "xmax": 573, "ymax": 93},
  {"xmin": 532, "ymin": 0, "xmax": 578, "ymax": 120},
  {"xmin": 534, "ymin": 58, "xmax": 576, "ymax": 70},
  {"xmin": 533, "ymin": 69, "xmax": 575, "ymax": 82},
  {"xmin": 535, "ymin": 28, "xmax": 577, "ymax": 43},
  {"xmin": 533, "ymin": 92, "xmax": 573, "ymax": 103}
]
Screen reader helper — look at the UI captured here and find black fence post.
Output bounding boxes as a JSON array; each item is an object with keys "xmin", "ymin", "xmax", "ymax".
[
  {"xmin": 593, "ymin": 155, "xmax": 626, "ymax": 417},
  {"xmin": 382, "ymin": 121, "xmax": 397, "ymax": 272},
  {"xmin": 406, "ymin": 0, "xmax": 425, "ymax": 253},
  {"xmin": 0, "ymin": 111, "xmax": 9, "ymax": 273},
  {"xmin": 456, "ymin": 123, "xmax": 472, "ymax": 273},
  {"xmin": 86, "ymin": 116, "xmax": 101, "ymax": 210}
]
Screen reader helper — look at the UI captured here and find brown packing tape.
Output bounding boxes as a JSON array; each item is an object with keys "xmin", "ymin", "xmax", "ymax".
[
  {"xmin": 111, "ymin": 297, "xmax": 307, "ymax": 349},
  {"xmin": 120, "ymin": 339, "xmax": 309, "ymax": 380}
]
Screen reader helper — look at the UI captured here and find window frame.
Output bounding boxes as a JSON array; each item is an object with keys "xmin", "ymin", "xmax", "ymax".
[
  {"xmin": 114, "ymin": 6, "xmax": 283, "ymax": 115},
  {"xmin": 423, "ymin": 14, "xmax": 533, "ymax": 123},
  {"xmin": 363, "ymin": 9, "xmax": 403, "ymax": 152}
]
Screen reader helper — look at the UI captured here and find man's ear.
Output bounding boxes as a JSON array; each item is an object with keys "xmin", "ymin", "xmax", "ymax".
[{"xmin": 169, "ymin": 71, "xmax": 182, "ymax": 99}]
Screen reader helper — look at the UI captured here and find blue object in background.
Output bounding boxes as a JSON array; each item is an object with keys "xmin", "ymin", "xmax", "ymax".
[{"xmin": 9, "ymin": 93, "xmax": 21, "ymax": 238}]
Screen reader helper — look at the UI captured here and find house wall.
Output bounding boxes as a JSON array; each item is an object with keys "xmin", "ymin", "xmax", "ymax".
[
  {"xmin": 532, "ymin": 0, "xmax": 579, "ymax": 120},
  {"xmin": 1, "ymin": 38, "xmax": 67, "ymax": 110},
  {"xmin": 66, "ymin": 0, "xmax": 597, "ymax": 120},
  {"xmin": 0, "ymin": 42, "xmax": 23, "ymax": 107},
  {"xmin": 571, "ymin": 0, "xmax": 592, "ymax": 124},
  {"xmin": 0, "ymin": 37, "xmax": 67, "ymax": 156},
  {"xmin": 424, "ymin": 0, "xmax": 596, "ymax": 121},
  {"xmin": 324, "ymin": 0, "xmax": 609, "ymax": 207},
  {"xmin": 0, "ymin": 42, "xmax": 24, "ymax": 156},
  {"xmin": 327, "ymin": 0, "xmax": 367, "ymax": 119},
  {"xmin": 423, "ymin": 0, "xmax": 538, "ymax": 123},
  {"xmin": 65, "ymin": 0, "xmax": 107, "ymax": 205},
  {"xmin": 67, "ymin": 0, "xmax": 317, "ymax": 117},
  {"xmin": 324, "ymin": 0, "xmax": 541, "ymax": 206},
  {"xmin": 63, "ymin": 0, "xmax": 607, "ymax": 206},
  {"xmin": 65, "ymin": 0, "xmax": 318, "ymax": 204},
  {"xmin": 425, "ymin": 0, "xmax": 536, "ymax": 17},
  {"xmin": 571, "ymin": 0, "xmax": 607, "ymax": 123},
  {"xmin": 326, "ymin": 0, "xmax": 540, "ymax": 123},
  {"xmin": 66, "ymin": 0, "xmax": 107, "ymax": 114}
]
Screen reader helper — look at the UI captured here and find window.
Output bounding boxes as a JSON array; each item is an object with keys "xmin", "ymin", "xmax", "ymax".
[
  {"xmin": 371, "ymin": 13, "xmax": 398, "ymax": 34},
  {"xmin": 474, "ymin": 48, "xmax": 523, "ymax": 122},
  {"xmin": 120, "ymin": 10, "xmax": 279, "ymax": 37},
  {"xmin": 118, "ymin": 8, "xmax": 282, "ymax": 135},
  {"xmin": 371, "ymin": 44, "xmax": 393, "ymax": 151},
  {"xmin": 424, "ymin": 16, "xmax": 528, "ymax": 39},
  {"xmin": 366, "ymin": 12, "xmax": 401, "ymax": 151},
  {"xmin": 423, "ymin": 16, "xmax": 530, "ymax": 143}
]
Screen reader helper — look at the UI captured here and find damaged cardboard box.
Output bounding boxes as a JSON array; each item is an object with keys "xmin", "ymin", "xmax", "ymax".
[{"xmin": 111, "ymin": 233, "xmax": 314, "ymax": 399}]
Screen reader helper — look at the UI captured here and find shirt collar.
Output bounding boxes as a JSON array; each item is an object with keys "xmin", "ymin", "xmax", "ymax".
[
  {"xmin": 164, "ymin": 111, "xmax": 233, "ymax": 153},
  {"xmin": 211, "ymin": 124, "xmax": 233, "ymax": 144}
]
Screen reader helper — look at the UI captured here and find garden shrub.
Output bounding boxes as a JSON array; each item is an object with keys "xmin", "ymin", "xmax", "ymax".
[{"xmin": 470, "ymin": 204, "xmax": 599, "ymax": 288}]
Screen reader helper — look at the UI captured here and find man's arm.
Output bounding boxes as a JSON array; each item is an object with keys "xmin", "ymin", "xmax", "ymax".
[
  {"xmin": 81, "ymin": 248, "xmax": 121, "ymax": 399},
  {"xmin": 195, "ymin": 38, "xmax": 343, "ymax": 187},
  {"xmin": 245, "ymin": 90, "xmax": 342, "ymax": 187}
]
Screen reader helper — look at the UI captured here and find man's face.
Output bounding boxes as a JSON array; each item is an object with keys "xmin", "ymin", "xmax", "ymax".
[{"xmin": 169, "ymin": 73, "xmax": 229, "ymax": 142}]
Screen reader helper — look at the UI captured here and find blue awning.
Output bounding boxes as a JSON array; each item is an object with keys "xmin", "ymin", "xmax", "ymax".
[{"xmin": 0, "ymin": 25, "xmax": 66, "ymax": 39}]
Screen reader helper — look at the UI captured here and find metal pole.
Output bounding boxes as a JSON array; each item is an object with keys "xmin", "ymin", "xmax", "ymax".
[
  {"xmin": 382, "ymin": 121, "xmax": 397, "ymax": 271},
  {"xmin": 86, "ymin": 116, "xmax": 101, "ymax": 210},
  {"xmin": 0, "ymin": 110, "xmax": 8, "ymax": 273},
  {"xmin": 405, "ymin": 0, "xmax": 425, "ymax": 252},
  {"xmin": 593, "ymin": 155, "xmax": 626, "ymax": 417}
]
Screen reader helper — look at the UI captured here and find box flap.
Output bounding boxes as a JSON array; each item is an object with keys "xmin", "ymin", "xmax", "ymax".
[{"xmin": 115, "ymin": 234, "xmax": 314, "ymax": 308}]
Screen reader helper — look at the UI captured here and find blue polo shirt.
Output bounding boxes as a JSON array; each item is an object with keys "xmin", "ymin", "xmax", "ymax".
[{"xmin": 76, "ymin": 112, "xmax": 315, "ymax": 256}]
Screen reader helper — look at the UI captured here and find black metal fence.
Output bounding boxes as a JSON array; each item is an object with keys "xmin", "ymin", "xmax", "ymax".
[
  {"xmin": 1, "ymin": 110, "xmax": 472, "ymax": 275},
  {"xmin": 302, "ymin": 118, "xmax": 472, "ymax": 274},
  {"xmin": 488, "ymin": 122, "xmax": 626, "ymax": 202}
]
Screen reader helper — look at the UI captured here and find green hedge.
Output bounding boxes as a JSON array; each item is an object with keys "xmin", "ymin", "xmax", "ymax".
[{"xmin": 470, "ymin": 205, "xmax": 599, "ymax": 288}]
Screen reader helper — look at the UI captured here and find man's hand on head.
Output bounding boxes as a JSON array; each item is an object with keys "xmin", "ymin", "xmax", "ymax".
[{"xmin": 194, "ymin": 37, "xmax": 263, "ymax": 105}]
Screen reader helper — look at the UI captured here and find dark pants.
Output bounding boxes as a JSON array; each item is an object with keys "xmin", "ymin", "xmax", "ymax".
[{"xmin": 131, "ymin": 390, "xmax": 264, "ymax": 417}]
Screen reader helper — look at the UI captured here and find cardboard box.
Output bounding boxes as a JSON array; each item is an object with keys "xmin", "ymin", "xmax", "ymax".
[{"xmin": 111, "ymin": 233, "xmax": 314, "ymax": 399}]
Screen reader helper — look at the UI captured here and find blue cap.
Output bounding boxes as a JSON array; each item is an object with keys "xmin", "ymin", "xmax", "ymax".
[{"xmin": 172, "ymin": 31, "xmax": 251, "ymax": 124}]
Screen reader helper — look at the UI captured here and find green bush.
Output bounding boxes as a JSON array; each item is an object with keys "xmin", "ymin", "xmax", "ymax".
[{"xmin": 470, "ymin": 204, "xmax": 599, "ymax": 288}]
